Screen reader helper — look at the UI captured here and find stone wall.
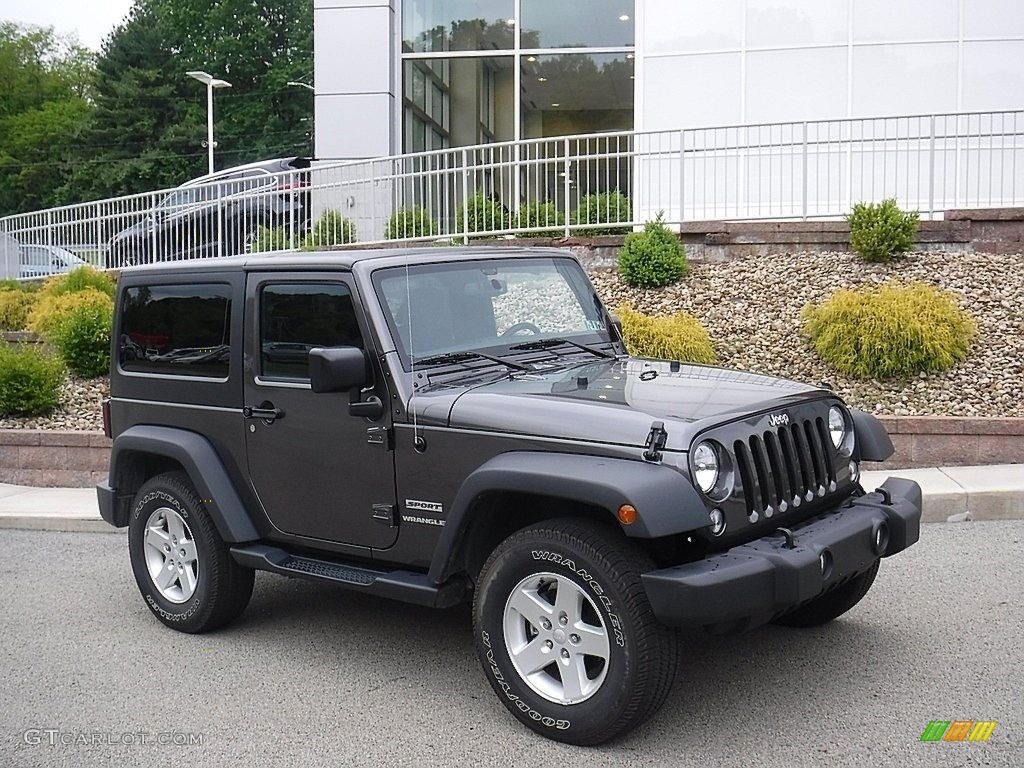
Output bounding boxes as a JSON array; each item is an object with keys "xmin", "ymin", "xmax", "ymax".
[{"xmin": 0, "ymin": 431, "xmax": 109, "ymax": 487}]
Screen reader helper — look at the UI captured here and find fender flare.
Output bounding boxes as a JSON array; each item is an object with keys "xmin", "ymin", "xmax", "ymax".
[
  {"xmin": 851, "ymin": 409, "xmax": 895, "ymax": 463},
  {"xmin": 428, "ymin": 451, "xmax": 710, "ymax": 583},
  {"xmin": 108, "ymin": 425, "xmax": 259, "ymax": 542}
]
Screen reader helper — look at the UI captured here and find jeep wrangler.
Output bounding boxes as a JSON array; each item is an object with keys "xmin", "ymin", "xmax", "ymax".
[{"xmin": 98, "ymin": 247, "xmax": 922, "ymax": 745}]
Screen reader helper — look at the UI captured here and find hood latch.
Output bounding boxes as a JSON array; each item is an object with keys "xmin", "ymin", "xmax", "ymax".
[{"xmin": 643, "ymin": 421, "xmax": 668, "ymax": 463}]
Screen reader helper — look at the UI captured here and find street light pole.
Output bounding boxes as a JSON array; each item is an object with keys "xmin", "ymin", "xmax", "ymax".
[
  {"xmin": 286, "ymin": 81, "xmax": 315, "ymax": 158},
  {"xmin": 186, "ymin": 71, "xmax": 232, "ymax": 175}
]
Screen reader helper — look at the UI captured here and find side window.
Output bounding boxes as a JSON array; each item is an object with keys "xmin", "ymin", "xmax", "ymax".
[
  {"xmin": 119, "ymin": 284, "xmax": 232, "ymax": 377},
  {"xmin": 259, "ymin": 282, "xmax": 363, "ymax": 380}
]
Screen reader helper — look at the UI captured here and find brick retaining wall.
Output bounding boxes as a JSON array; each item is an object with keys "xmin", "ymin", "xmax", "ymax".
[{"xmin": 0, "ymin": 419, "xmax": 1020, "ymax": 488}]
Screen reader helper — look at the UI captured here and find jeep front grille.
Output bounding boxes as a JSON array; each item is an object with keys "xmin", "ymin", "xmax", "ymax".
[{"xmin": 734, "ymin": 418, "xmax": 837, "ymax": 520}]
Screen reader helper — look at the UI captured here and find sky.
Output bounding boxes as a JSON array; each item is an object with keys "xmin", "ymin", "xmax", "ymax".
[{"xmin": 0, "ymin": 0, "xmax": 134, "ymax": 50}]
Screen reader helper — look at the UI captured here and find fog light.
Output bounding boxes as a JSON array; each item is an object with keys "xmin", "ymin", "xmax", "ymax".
[
  {"xmin": 849, "ymin": 461, "xmax": 860, "ymax": 483},
  {"xmin": 819, "ymin": 550, "xmax": 833, "ymax": 579},
  {"xmin": 873, "ymin": 523, "xmax": 889, "ymax": 555},
  {"xmin": 709, "ymin": 509, "xmax": 726, "ymax": 536}
]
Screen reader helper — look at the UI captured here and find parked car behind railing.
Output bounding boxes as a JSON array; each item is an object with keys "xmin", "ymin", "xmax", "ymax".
[
  {"xmin": 106, "ymin": 157, "xmax": 311, "ymax": 268},
  {"xmin": 20, "ymin": 244, "xmax": 88, "ymax": 279}
]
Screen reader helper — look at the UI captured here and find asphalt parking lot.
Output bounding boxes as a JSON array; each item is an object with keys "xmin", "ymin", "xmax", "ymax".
[{"xmin": 1, "ymin": 522, "xmax": 1021, "ymax": 768}]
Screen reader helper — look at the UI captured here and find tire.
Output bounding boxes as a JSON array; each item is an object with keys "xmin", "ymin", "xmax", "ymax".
[
  {"xmin": 473, "ymin": 518, "xmax": 678, "ymax": 745},
  {"xmin": 772, "ymin": 559, "xmax": 880, "ymax": 628},
  {"xmin": 127, "ymin": 471, "xmax": 254, "ymax": 633}
]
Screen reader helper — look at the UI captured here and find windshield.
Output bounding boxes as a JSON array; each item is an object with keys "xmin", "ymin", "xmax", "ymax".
[{"xmin": 373, "ymin": 257, "xmax": 611, "ymax": 367}]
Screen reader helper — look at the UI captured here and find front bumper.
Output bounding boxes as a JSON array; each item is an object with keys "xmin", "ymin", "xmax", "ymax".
[{"xmin": 642, "ymin": 477, "xmax": 922, "ymax": 631}]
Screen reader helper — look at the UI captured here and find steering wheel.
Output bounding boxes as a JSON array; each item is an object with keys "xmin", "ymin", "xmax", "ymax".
[{"xmin": 500, "ymin": 322, "xmax": 542, "ymax": 337}]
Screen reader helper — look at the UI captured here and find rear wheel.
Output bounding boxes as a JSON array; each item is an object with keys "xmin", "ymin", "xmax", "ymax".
[
  {"xmin": 127, "ymin": 471, "xmax": 254, "ymax": 633},
  {"xmin": 772, "ymin": 560, "xmax": 880, "ymax": 628},
  {"xmin": 473, "ymin": 518, "xmax": 678, "ymax": 745}
]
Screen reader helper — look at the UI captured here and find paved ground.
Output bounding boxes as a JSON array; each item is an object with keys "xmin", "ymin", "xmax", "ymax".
[{"xmin": 1, "ymin": 524, "xmax": 1021, "ymax": 768}]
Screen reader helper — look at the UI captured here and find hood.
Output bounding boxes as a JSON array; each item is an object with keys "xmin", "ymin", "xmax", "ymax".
[{"xmin": 442, "ymin": 358, "xmax": 828, "ymax": 452}]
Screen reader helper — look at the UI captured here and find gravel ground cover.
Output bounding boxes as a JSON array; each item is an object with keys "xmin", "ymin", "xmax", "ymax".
[
  {"xmin": 1, "ymin": 250, "xmax": 1020, "ymax": 431},
  {"xmin": 592, "ymin": 250, "xmax": 1024, "ymax": 417}
]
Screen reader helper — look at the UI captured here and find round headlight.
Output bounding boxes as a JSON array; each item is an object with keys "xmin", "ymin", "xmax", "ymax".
[
  {"xmin": 828, "ymin": 405, "xmax": 846, "ymax": 449},
  {"xmin": 692, "ymin": 442, "xmax": 720, "ymax": 495}
]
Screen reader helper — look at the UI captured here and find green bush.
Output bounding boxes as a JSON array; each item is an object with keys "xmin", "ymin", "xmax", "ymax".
[
  {"xmin": 0, "ymin": 291, "xmax": 37, "ymax": 330},
  {"xmin": 40, "ymin": 265, "xmax": 116, "ymax": 300},
  {"xmin": 49, "ymin": 301, "xmax": 113, "ymax": 377},
  {"xmin": 846, "ymin": 198, "xmax": 920, "ymax": 262},
  {"xmin": 28, "ymin": 288, "xmax": 114, "ymax": 335},
  {"xmin": 572, "ymin": 191, "xmax": 632, "ymax": 235},
  {"xmin": 385, "ymin": 207, "xmax": 438, "ymax": 240},
  {"xmin": 0, "ymin": 279, "xmax": 23, "ymax": 292},
  {"xmin": 302, "ymin": 210, "xmax": 357, "ymax": 250},
  {"xmin": 457, "ymin": 193, "xmax": 511, "ymax": 235},
  {"xmin": 618, "ymin": 213, "xmax": 690, "ymax": 288},
  {"xmin": 802, "ymin": 282, "xmax": 976, "ymax": 379},
  {"xmin": 251, "ymin": 226, "xmax": 291, "ymax": 253},
  {"xmin": 616, "ymin": 305, "xmax": 716, "ymax": 364},
  {"xmin": 515, "ymin": 202, "xmax": 565, "ymax": 237},
  {"xmin": 0, "ymin": 344, "xmax": 65, "ymax": 416}
]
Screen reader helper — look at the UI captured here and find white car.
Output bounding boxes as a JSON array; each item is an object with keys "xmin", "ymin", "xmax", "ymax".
[{"xmin": 20, "ymin": 244, "xmax": 89, "ymax": 279}]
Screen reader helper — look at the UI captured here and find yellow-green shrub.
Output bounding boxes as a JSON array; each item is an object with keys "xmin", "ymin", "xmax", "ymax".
[
  {"xmin": 29, "ymin": 288, "xmax": 114, "ymax": 335},
  {"xmin": 802, "ymin": 282, "xmax": 976, "ymax": 379},
  {"xmin": 617, "ymin": 305, "xmax": 716, "ymax": 364},
  {"xmin": 39, "ymin": 265, "xmax": 116, "ymax": 300},
  {"xmin": 0, "ymin": 344, "xmax": 65, "ymax": 416},
  {"xmin": 50, "ymin": 302, "xmax": 113, "ymax": 377},
  {"xmin": 0, "ymin": 291, "xmax": 38, "ymax": 330}
]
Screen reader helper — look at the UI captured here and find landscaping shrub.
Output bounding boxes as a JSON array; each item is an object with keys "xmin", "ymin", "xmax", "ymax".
[
  {"xmin": 457, "ymin": 193, "xmax": 511, "ymax": 235},
  {"xmin": 28, "ymin": 288, "xmax": 114, "ymax": 335},
  {"xmin": 251, "ymin": 226, "xmax": 291, "ymax": 253},
  {"xmin": 802, "ymin": 282, "xmax": 976, "ymax": 379},
  {"xmin": 49, "ymin": 301, "xmax": 113, "ymax": 377},
  {"xmin": 385, "ymin": 207, "xmax": 438, "ymax": 240},
  {"xmin": 0, "ymin": 344, "xmax": 65, "ymax": 416},
  {"xmin": 302, "ymin": 210, "xmax": 357, "ymax": 249},
  {"xmin": 616, "ymin": 304, "xmax": 716, "ymax": 364},
  {"xmin": 618, "ymin": 213, "xmax": 690, "ymax": 288},
  {"xmin": 0, "ymin": 290, "xmax": 37, "ymax": 330},
  {"xmin": 40, "ymin": 265, "xmax": 116, "ymax": 300},
  {"xmin": 514, "ymin": 201, "xmax": 565, "ymax": 237},
  {"xmin": 572, "ymin": 191, "xmax": 632, "ymax": 235},
  {"xmin": 846, "ymin": 198, "xmax": 920, "ymax": 262},
  {"xmin": 0, "ymin": 279, "xmax": 23, "ymax": 292}
]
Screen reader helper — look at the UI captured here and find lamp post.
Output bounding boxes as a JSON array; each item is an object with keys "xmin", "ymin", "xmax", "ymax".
[
  {"xmin": 286, "ymin": 80, "xmax": 315, "ymax": 158},
  {"xmin": 186, "ymin": 71, "xmax": 232, "ymax": 175},
  {"xmin": 286, "ymin": 80, "xmax": 314, "ymax": 91}
]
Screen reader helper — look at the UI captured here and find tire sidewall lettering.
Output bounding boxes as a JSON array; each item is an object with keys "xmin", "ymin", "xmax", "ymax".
[
  {"xmin": 530, "ymin": 549, "xmax": 625, "ymax": 648},
  {"xmin": 481, "ymin": 631, "xmax": 571, "ymax": 730}
]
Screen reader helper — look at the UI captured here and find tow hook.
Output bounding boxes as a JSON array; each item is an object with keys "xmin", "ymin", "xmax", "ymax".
[{"xmin": 776, "ymin": 527, "xmax": 797, "ymax": 549}]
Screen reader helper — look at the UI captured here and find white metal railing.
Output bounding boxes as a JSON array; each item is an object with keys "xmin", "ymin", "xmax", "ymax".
[{"xmin": 1, "ymin": 109, "xmax": 1022, "ymax": 278}]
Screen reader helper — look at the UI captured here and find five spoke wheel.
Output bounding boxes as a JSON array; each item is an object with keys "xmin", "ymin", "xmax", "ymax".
[{"xmin": 143, "ymin": 506, "xmax": 199, "ymax": 604}]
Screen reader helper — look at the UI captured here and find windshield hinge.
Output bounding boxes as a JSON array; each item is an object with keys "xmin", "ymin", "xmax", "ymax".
[
  {"xmin": 366, "ymin": 426, "xmax": 393, "ymax": 450},
  {"xmin": 643, "ymin": 421, "xmax": 668, "ymax": 463}
]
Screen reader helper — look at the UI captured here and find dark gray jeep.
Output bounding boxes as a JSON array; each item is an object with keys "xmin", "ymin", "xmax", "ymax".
[{"xmin": 98, "ymin": 247, "xmax": 921, "ymax": 745}]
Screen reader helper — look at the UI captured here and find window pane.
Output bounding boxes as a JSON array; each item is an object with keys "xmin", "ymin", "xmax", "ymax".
[
  {"xmin": 403, "ymin": 0, "xmax": 514, "ymax": 52},
  {"xmin": 260, "ymin": 283, "xmax": 363, "ymax": 380},
  {"xmin": 521, "ymin": 53, "xmax": 634, "ymax": 139},
  {"xmin": 120, "ymin": 284, "xmax": 232, "ymax": 378},
  {"xmin": 403, "ymin": 57, "xmax": 513, "ymax": 151},
  {"xmin": 521, "ymin": 0, "xmax": 634, "ymax": 49}
]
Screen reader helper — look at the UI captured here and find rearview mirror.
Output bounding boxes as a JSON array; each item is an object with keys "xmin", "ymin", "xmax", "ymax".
[{"xmin": 309, "ymin": 346, "xmax": 369, "ymax": 393}]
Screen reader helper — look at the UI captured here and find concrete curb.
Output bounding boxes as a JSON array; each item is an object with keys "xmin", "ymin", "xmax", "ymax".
[{"xmin": 1, "ymin": 465, "xmax": 1021, "ymax": 534}]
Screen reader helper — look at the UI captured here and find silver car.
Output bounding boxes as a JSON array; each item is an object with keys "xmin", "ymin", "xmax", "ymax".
[{"xmin": 20, "ymin": 244, "xmax": 89, "ymax": 279}]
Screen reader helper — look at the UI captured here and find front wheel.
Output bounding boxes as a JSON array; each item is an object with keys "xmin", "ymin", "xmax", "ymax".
[
  {"xmin": 473, "ymin": 519, "xmax": 678, "ymax": 745},
  {"xmin": 127, "ymin": 471, "xmax": 254, "ymax": 633}
]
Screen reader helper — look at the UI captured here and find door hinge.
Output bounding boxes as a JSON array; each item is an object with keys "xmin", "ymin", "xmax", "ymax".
[
  {"xmin": 643, "ymin": 420, "xmax": 668, "ymax": 463},
  {"xmin": 366, "ymin": 426, "xmax": 393, "ymax": 450},
  {"xmin": 372, "ymin": 504, "xmax": 398, "ymax": 527}
]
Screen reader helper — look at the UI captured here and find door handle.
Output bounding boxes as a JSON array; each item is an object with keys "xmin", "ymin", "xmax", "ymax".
[{"xmin": 243, "ymin": 403, "xmax": 284, "ymax": 422}]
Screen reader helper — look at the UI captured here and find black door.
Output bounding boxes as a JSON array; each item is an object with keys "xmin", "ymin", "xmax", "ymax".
[{"xmin": 243, "ymin": 272, "xmax": 398, "ymax": 548}]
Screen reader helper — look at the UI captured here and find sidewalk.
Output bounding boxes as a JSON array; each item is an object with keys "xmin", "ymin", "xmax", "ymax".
[{"xmin": 0, "ymin": 464, "xmax": 1022, "ymax": 534}]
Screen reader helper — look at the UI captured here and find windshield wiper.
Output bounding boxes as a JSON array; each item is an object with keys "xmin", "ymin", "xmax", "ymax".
[
  {"xmin": 412, "ymin": 350, "xmax": 532, "ymax": 372},
  {"xmin": 508, "ymin": 337, "xmax": 614, "ymax": 358}
]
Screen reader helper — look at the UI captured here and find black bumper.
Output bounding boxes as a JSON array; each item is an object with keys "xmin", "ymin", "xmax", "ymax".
[
  {"xmin": 642, "ymin": 477, "xmax": 922, "ymax": 631},
  {"xmin": 96, "ymin": 482, "xmax": 125, "ymax": 527}
]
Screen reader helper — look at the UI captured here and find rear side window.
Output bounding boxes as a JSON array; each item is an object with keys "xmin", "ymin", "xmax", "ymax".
[
  {"xmin": 119, "ymin": 284, "xmax": 232, "ymax": 378},
  {"xmin": 260, "ymin": 283, "xmax": 363, "ymax": 380}
]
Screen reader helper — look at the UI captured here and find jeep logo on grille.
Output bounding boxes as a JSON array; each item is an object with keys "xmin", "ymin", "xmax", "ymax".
[{"xmin": 768, "ymin": 413, "xmax": 790, "ymax": 427}]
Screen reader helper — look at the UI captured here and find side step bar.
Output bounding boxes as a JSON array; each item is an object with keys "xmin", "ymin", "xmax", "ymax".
[{"xmin": 230, "ymin": 544, "xmax": 466, "ymax": 608}]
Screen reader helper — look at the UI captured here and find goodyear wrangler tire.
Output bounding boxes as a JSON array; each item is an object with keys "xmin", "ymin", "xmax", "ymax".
[
  {"xmin": 473, "ymin": 518, "xmax": 678, "ymax": 745},
  {"xmin": 127, "ymin": 471, "xmax": 254, "ymax": 634}
]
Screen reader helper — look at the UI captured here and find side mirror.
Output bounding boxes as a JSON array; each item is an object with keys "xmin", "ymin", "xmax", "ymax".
[{"xmin": 309, "ymin": 346, "xmax": 383, "ymax": 419}]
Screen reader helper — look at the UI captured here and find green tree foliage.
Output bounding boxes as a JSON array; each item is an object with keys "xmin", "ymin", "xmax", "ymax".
[{"xmin": 0, "ymin": 23, "xmax": 95, "ymax": 214}]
